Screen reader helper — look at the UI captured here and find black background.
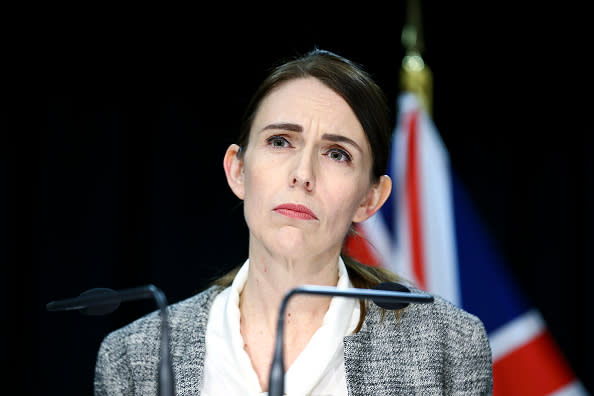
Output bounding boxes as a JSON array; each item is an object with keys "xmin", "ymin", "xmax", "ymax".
[{"xmin": 13, "ymin": 2, "xmax": 593, "ymax": 395}]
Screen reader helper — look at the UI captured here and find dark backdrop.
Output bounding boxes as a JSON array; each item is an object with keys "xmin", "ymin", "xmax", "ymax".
[{"xmin": 16, "ymin": 3, "xmax": 593, "ymax": 395}]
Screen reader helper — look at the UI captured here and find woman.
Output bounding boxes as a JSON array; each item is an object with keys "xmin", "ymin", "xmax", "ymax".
[{"xmin": 94, "ymin": 49, "xmax": 493, "ymax": 395}]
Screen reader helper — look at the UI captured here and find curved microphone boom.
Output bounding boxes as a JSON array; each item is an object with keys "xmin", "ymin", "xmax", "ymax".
[
  {"xmin": 267, "ymin": 282, "xmax": 434, "ymax": 396},
  {"xmin": 46, "ymin": 285, "xmax": 175, "ymax": 396}
]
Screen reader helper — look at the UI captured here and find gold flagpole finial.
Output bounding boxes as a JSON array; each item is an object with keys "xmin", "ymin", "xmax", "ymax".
[{"xmin": 400, "ymin": 0, "xmax": 433, "ymax": 116}]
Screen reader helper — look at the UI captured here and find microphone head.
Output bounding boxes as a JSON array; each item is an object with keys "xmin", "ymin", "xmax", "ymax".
[
  {"xmin": 80, "ymin": 288, "xmax": 121, "ymax": 316},
  {"xmin": 372, "ymin": 282, "xmax": 411, "ymax": 310}
]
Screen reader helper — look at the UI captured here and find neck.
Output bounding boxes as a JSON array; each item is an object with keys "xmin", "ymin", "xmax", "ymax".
[
  {"xmin": 237, "ymin": 253, "xmax": 341, "ymax": 387},
  {"xmin": 240, "ymin": 251, "xmax": 341, "ymax": 335}
]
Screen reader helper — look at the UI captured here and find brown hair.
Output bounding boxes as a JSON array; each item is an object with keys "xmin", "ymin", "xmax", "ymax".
[{"xmin": 214, "ymin": 49, "xmax": 404, "ymax": 331}]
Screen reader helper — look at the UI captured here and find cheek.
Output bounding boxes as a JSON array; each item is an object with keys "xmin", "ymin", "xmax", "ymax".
[
  {"xmin": 243, "ymin": 160, "xmax": 274, "ymax": 198},
  {"xmin": 322, "ymin": 175, "xmax": 369, "ymax": 224},
  {"xmin": 241, "ymin": 162, "xmax": 276, "ymax": 221}
]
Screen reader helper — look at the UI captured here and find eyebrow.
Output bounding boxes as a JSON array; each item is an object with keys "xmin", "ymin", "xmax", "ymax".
[
  {"xmin": 261, "ymin": 122, "xmax": 303, "ymax": 132},
  {"xmin": 261, "ymin": 122, "xmax": 363, "ymax": 152},
  {"xmin": 321, "ymin": 133, "xmax": 363, "ymax": 153}
]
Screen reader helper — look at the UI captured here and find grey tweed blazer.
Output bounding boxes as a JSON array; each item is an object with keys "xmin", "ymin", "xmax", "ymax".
[{"xmin": 94, "ymin": 285, "xmax": 493, "ymax": 395}]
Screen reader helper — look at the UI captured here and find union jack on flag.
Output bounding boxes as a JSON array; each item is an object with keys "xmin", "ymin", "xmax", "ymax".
[{"xmin": 344, "ymin": 93, "xmax": 589, "ymax": 395}]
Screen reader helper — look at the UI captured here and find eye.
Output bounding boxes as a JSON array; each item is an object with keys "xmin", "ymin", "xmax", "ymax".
[
  {"xmin": 266, "ymin": 135, "xmax": 291, "ymax": 148},
  {"xmin": 327, "ymin": 148, "xmax": 352, "ymax": 162}
]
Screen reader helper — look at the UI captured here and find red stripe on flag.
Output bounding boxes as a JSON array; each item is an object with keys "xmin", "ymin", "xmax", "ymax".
[
  {"xmin": 342, "ymin": 224, "xmax": 382, "ymax": 267},
  {"xmin": 405, "ymin": 111, "xmax": 426, "ymax": 289},
  {"xmin": 493, "ymin": 329, "xmax": 575, "ymax": 396}
]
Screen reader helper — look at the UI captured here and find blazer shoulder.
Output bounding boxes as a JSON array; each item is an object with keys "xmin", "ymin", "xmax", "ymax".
[
  {"xmin": 99, "ymin": 285, "xmax": 222, "ymax": 353},
  {"xmin": 361, "ymin": 290, "xmax": 489, "ymax": 345}
]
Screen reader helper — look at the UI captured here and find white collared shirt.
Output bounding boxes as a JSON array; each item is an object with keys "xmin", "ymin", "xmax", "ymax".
[{"xmin": 201, "ymin": 257, "xmax": 360, "ymax": 396}]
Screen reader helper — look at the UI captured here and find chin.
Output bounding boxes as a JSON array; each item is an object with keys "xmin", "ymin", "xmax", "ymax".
[{"xmin": 273, "ymin": 229, "xmax": 315, "ymax": 256}]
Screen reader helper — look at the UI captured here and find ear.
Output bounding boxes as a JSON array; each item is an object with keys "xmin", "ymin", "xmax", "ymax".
[
  {"xmin": 223, "ymin": 144, "xmax": 245, "ymax": 200},
  {"xmin": 352, "ymin": 175, "xmax": 392, "ymax": 223}
]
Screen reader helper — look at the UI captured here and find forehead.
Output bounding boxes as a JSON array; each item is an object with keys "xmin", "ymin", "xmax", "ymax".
[{"xmin": 251, "ymin": 77, "xmax": 365, "ymax": 135}]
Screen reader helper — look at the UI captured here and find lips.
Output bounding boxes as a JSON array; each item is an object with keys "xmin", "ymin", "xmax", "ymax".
[{"xmin": 273, "ymin": 203, "xmax": 318, "ymax": 220}]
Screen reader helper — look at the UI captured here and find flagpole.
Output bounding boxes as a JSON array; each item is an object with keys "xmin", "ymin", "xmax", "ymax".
[{"xmin": 400, "ymin": 0, "xmax": 433, "ymax": 116}]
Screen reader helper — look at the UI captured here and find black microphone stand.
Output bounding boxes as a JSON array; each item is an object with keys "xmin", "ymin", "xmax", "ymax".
[
  {"xmin": 47, "ymin": 285, "xmax": 175, "ymax": 396},
  {"xmin": 267, "ymin": 284, "xmax": 434, "ymax": 396}
]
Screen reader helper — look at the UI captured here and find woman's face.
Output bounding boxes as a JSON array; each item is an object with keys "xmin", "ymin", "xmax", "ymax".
[{"xmin": 225, "ymin": 77, "xmax": 388, "ymax": 262}]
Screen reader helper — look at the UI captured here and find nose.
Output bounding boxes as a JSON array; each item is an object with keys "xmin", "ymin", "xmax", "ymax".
[{"xmin": 290, "ymin": 151, "xmax": 315, "ymax": 192}]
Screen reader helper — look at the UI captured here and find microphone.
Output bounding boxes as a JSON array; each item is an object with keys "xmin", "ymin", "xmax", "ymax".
[
  {"xmin": 46, "ymin": 285, "xmax": 175, "ymax": 396},
  {"xmin": 267, "ymin": 282, "xmax": 434, "ymax": 396}
]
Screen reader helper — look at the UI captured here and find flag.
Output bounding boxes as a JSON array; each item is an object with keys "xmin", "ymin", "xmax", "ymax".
[{"xmin": 344, "ymin": 93, "xmax": 589, "ymax": 395}]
